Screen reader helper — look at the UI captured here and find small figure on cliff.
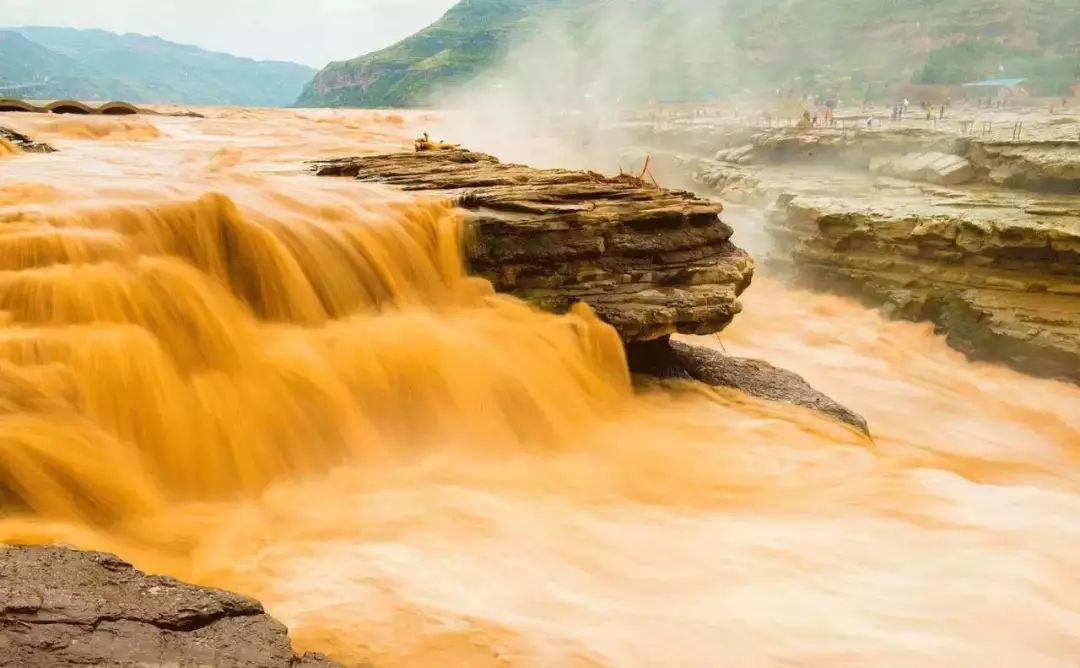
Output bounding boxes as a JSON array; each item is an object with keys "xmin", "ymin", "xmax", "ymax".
[{"xmin": 414, "ymin": 132, "xmax": 460, "ymax": 152}]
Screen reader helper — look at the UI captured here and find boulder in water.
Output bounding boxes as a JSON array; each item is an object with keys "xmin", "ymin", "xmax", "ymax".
[
  {"xmin": 626, "ymin": 337, "xmax": 870, "ymax": 434},
  {"xmin": 0, "ymin": 545, "xmax": 339, "ymax": 668}
]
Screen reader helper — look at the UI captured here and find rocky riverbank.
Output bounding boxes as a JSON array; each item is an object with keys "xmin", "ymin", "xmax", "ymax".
[
  {"xmin": 616, "ymin": 121, "xmax": 1080, "ymax": 383},
  {"xmin": 0, "ymin": 126, "xmax": 55, "ymax": 153},
  {"xmin": 313, "ymin": 149, "xmax": 868, "ymax": 431},
  {"xmin": 616, "ymin": 122, "xmax": 1080, "ymax": 193},
  {"xmin": 0, "ymin": 546, "xmax": 337, "ymax": 668}
]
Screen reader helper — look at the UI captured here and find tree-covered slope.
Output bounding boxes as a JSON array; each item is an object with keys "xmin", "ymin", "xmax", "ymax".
[
  {"xmin": 298, "ymin": 0, "xmax": 1080, "ymax": 108},
  {"xmin": 295, "ymin": 0, "xmax": 585, "ymax": 108},
  {"xmin": 1, "ymin": 27, "xmax": 316, "ymax": 106},
  {"xmin": 0, "ymin": 30, "xmax": 135, "ymax": 100}
]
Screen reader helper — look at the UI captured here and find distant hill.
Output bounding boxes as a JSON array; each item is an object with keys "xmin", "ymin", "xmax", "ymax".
[
  {"xmin": 0, "ymin": 30, "xmax": 134, "ymax": 100},
  {"xmin": 295, "ymin": 0, "xmax": 580, "ymax": 108},
  {"xmin": 297, "ymin": 0, "xmax": 1080, "ymax": 108},
  {"xmin": 0, "ymin": 27, "xmax": 316, "ymax": 106}
]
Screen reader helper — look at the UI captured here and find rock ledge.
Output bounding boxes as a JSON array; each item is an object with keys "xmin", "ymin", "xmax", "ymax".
[
  {"xmin": 313, "ymin": 150, "xmax": 755, "ymax": 341},
  {"xmin": 0, "ymin": 545, "xmax": 338, "ymax": 668}
]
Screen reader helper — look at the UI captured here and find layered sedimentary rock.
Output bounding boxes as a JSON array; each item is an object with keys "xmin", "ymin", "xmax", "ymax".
[
  {"xmin": 0, "ymin": 545, "xmax": 338, "ymax": 668},
  {"xmin": 966, "ymin": 141, "xmax": 1080, "ymax": 193},
  {"xmin": 870, "ymin": 151, "xmax": 974, "ymax": 185},
  {"xmin": 0, "ymin": 126, "xmax": 55, "ymax": 153},
  {"xmin": 314, "ymin": 150, "xmax": 755, "ymax": 342},
  {"xmin": 769, "ymin": 190, "xmax": 1080, "ymax": 382},
  {"xmin": 616, "ymin": 119, "xmax": 1080, "ymax": 382},
  {"xmin": 314, "ymin": 149, "xmax": 871, "ymax": 428},
  {"xmin": 623, "ymin": 123, "xmax": 1080, "ymax": 193}
]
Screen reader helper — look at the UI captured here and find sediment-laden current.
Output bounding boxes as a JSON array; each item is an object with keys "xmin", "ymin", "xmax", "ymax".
[{"xmin": 1, "ymin": 109, "xmax": 1079, "ymax": 667}]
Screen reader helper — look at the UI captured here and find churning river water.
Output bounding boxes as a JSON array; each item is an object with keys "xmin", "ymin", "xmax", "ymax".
[{"xmin": 1, "ymin": 108, "xmax": 1078, "ymax": 667}]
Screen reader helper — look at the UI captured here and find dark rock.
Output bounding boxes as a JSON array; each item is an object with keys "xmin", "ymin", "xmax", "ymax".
[
  {"xmin": 627, "ymin": 337, "xmax": 870, "ymax": 434},
  {"xmin": 313, "ymin": 150, "xmax": 755, "ymax": 341},
  {"xmin": 0, "ymin": 545, "xmax": 340, "ymax": 668},
  {"xmin": 0, "ymin": 126, "xmax": 55, "ymax": 153}
]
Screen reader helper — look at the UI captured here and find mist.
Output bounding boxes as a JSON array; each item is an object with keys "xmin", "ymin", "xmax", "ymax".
[{"xmin": 431, "ymin": 0, "xmax": 741, "ymax": 171}]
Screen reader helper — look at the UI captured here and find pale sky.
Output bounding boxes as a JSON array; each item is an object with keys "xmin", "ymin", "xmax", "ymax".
[{"xmin": 3, "ymin": 0, "xmax": 459, "ymax": 68}]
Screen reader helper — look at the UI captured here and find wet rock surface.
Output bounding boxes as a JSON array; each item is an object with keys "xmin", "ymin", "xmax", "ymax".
[
  {"xmin": 0, "ymin": 545, "xmax": 339, "ymax": 668},
  {"xmin": 0, "ymin": 126, "xmax": 55, "ymax": 153},
  {"xmin": 314, "ymin": 150, "xmax": 755, "ymax": 341},
  {"xmin": 627, "ymin": 337, "xmax": 869, "ymax": 433}
]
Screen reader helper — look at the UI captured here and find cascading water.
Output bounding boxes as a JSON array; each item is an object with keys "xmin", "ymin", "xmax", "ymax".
[{"xmin": 1, "ymin": 109, "xmax": 1078, "ymax": 667}]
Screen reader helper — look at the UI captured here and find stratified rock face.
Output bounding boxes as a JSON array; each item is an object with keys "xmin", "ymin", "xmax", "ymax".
[
  {"xmin": 626, "ymin": 122, "xmax": 1080, "ymax": 194},
  {"xmin": 967, "ymin": 141, "xmax": 1080, "ymax": 193},
  {"xmin": 313, "ymin": 150, "xmax": 755, "ymax": 341},
  {"xmin": 0, "ymin": 126, "xmax": 56, "ymax": 153},
  {"xmin": 0, "ymin": 545, "xmax": 339, "ymax": 668},
  {"xmin": 626, "ymin": 337, "xmax": 869, "ymax": 433},
  {"xmin": 770, "ymin": 192, "xmax": 1080, "ymax": 383},
  {"xmin": 870, "ymin": 151, "xmax": 974, "ymax": 185}
]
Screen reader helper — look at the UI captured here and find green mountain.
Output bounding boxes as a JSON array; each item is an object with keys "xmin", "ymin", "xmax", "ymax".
[
  {"xmin": 295, "ymin": 0, "xmax": 583, "ymax": 108},
  {"xmin": 297, "ymin": 0, "xmax": 1080, "ymax": 109},
  {"xmin": 0, "ymin": 30, "xmax": 135, "ymax": 100},
  {"xmin": 1, "ymin": 27, "xmax": 316, "ymax": 106}
]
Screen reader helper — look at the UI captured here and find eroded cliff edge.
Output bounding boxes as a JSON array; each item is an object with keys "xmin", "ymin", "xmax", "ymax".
[
  {"xmin": 618, "ymin": 124, "xmax": 1080, "ymax": 384},
  {"xmin": 0, "ymin": 545, "xmax": 337, "ymax": 668},
  {"xmin": 313, "ymin": 149, "xmax": 868, "ymax": 432}
]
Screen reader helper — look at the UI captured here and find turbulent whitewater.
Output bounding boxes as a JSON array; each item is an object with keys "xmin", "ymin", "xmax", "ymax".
[{"xmin": 0, "ymin": 109, "xmax": 1079, "ymax": 667}]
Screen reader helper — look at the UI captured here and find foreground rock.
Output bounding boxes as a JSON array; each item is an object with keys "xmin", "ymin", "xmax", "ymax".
[
  {"xmin": 314, "ymin": 150, "xmax": 755, "ymax": 341},
  {"xmin": 0, "ymin": 126, "xmax": 55, "ymax": 153},
  {"xmin": 627, "ymin": 337, "xmax": 870, "ymax": 434},
  {"xmin": 0, "ymin": 545, "xmax": 338, "ymax": 668}
]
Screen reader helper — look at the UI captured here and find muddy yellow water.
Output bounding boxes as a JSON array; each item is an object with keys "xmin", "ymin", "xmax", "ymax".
[{"xmin": 0, "ymin": 109, "xmax": 1078, "ymax": 667}]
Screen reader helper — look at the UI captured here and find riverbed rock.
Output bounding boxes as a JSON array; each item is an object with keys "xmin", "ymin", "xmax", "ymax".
[
  {"xmin": 0, "ymin": 126, "xmax": 55, "ymax": 153},
  {"xmin": 313, "ymin": 150, "xmax": 755, "ymax": 341},
  {"xmin": 0, "ymin": 545, "xmax": 339, "ymax": 668},
  {"xmin": 626, "ymin": 337, "xmax": 869, "ymax": 434}
]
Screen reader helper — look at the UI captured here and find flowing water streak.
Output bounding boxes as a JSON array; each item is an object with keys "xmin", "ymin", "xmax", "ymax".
[{"xmin": 0, "ymin": 109, "xmax": 1079, "ymax": 667}]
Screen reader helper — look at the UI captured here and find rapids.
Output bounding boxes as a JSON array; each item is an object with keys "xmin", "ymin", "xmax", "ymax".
[{"xmin": 0, "ymin": 108, "xmax": 1078, "ymax": 667}]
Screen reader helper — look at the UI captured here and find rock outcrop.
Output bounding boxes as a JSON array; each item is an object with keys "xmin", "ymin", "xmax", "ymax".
[
  {"xmin": 0, "ymin": 545, "xmax": 339, "ymax": 668},
  {"xmin": 314, "ymin": 150, "xmax": 755, "ymax": 342},
  {"xmin": 0, "ymin": 126, "xmax": 55, "ymax": 153},
  {"xmin": 870, "ymin": 151, "xmax": 974, "ymax": 185},
  {"xmin": 627, "ymin": 337, "xmax": 870, "ymax": 434},
  {"xmin": 314, "ymin": 149, "xmax": 869, "ymax": 428},
  {"xmin": 616, "ymin": 119, "xmax": 1080, "ymax": 383},
  {"xmin": 623, "ymin": 123, "xmax": 1080, "ymax": 194},
  {"xmin": 769, "ymin": 191, "xmax": 1080, "ymax": 383},
  {"xmin": 966, "ymin": 141, "xmax": 1080, "ymax": 193}
]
